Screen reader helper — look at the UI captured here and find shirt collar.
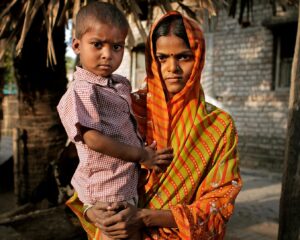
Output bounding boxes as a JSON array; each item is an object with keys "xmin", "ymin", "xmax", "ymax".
[{"xmin": 73, "ymin": 66, "xmax": 114, "ymax": 86}]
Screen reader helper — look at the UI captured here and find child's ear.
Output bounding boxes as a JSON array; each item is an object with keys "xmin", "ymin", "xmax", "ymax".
[{"xmin": 72, "ymin": 38, "xmax": 80, "ymax": 54}]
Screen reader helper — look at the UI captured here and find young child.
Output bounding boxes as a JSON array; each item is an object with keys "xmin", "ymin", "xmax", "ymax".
[{"xmin": 57, "ymin": 2, "xmax": 173, "ymax": 239}]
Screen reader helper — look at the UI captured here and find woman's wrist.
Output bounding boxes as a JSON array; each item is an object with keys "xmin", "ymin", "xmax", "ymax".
[
  {"xmin": 138, "ymin": 208, "xmax": 153, "ymax": 227},
  {"xmin": 139, "ymin": 208, "xmax": 177, "ymax": 228},
  {"xmin": 85, "ymin": 207, "xmax": 96, "ymax": 223}
]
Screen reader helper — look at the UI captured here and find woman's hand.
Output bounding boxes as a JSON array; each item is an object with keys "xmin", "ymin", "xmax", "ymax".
[
  {"xmin": 95, "ymin": 203, "xmax": 144, "ymax": 239},
  {"xmin": 85, "ymin": 202, "xmax": 118, "ymax": 224}
]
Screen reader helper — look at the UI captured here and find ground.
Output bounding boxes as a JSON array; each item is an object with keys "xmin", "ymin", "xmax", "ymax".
[{"xmin": 225, "ymin": 168, "xmax": 281, "ymax": 240}]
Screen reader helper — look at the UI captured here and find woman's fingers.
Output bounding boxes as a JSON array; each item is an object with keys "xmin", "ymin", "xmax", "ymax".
[
  {"xmin": 101, "ymin": 227, "xmax": 129, "ymax": 239},
  {"xmin": 96, "ymin": 211, "xmax": 126, "ymax": 227},
  {"xmin": 108, "ymin": 201, "xmax": 127, "ymax": 211}
]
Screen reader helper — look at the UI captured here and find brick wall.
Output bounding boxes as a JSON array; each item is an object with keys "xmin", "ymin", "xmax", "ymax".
[{"xmin": 202, "ymin": 3, "xmax": 290, "ymax": 170}]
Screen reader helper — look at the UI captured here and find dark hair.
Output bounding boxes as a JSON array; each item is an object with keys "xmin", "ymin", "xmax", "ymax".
[
  {"xmin": 152, "ymin": 15, "xmax": 190, "ymax": 52},
  {"xmin": 75, "ymin": 2, "xmax": 129, "ymax": 39}
]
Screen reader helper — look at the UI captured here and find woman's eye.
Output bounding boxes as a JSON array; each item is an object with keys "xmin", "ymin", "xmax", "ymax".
[
  {"xmin": 156, "ymin": 55, "xmax": 166, "ymax": 62},
  {"xmin": 178, "ymin": 54, "xmax": 193, "ymax": 61}
]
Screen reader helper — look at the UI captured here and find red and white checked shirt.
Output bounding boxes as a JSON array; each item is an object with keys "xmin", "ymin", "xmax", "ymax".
[{"xmin": 57, "ymin": 67, "xmax": 143, "ymax": 204}]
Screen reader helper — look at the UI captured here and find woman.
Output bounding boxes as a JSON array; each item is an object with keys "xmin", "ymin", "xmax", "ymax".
[{"xmin": 67, "ymin": 11, "xmax": 242, "ymax": 239}]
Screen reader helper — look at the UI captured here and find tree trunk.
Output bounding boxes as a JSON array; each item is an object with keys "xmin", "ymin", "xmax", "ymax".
[
  {"xmin": 13, "ymin": 7, "xmax": 67, "ymax": 205},
  {"xmin": 278, "ymin": 2, "xmax": 300, "ymax": 239},
  {"xmin": 0, "ymin": 39, "xmax": 7, "ymax": 140}
]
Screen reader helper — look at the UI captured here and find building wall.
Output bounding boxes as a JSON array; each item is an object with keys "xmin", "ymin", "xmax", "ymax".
[{"xmin": 202, "ymin": 3, "xmax": 290, "ymax": 170}]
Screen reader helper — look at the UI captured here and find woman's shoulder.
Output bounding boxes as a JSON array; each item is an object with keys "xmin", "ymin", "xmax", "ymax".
[{"xmin": 205, "ymin": 102, "xmax": 235, "ymax": 124}]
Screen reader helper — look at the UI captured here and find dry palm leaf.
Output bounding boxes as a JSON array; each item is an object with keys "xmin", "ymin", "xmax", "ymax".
[
  {"xmin": 15, "ymin": 0, "xmax": 44, "ymax": 56},
  {"xmin": 0, "ymin": 0, "xmax": 18, "ymax": 20},
  {"xmin": 127, "ymin": 0, "xmax": 148, "ymax": 42}
]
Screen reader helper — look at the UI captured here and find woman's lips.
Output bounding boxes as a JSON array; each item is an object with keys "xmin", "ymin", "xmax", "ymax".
[{"xmin": 165, "ymin": 77, "xmax": 181, "ymax": 83}]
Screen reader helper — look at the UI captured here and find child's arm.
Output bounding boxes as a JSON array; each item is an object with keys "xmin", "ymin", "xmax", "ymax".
[{"xmin": 82, "ymin": 127, "xmax": 173, "ymax": 170}]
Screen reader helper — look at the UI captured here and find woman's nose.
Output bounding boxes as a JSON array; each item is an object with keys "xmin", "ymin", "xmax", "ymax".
[{"xmin": 168, "ymin": 58, "xmax": 179, "ymax": 73}]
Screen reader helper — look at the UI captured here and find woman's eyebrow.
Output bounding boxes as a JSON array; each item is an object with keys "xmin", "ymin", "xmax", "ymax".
[{"xmin": 156, "ymin": 50, "xmax": 193, "ymax": 56}]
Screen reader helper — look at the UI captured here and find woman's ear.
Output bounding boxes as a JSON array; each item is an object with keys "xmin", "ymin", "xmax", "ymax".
[{"xmin": 72, "ymin": 38, "xmax": 80, "ymax": 54}]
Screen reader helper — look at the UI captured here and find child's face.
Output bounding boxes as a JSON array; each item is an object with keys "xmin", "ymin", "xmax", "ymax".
[{"xmin": 72, "ymin": 21, "xmax": 127, "ymax": 77}]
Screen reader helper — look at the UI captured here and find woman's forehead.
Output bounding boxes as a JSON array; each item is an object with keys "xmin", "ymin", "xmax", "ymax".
[{"xmin": 155, "ymin": 34, "xmax": 191, "ymax": 53}]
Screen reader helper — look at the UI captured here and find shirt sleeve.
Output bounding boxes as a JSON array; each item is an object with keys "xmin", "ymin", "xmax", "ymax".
[
  {"xmin": 170, "ymin": 118, "xmax": 242, "ymax": 239},
  {"xmin": 57, "ymin": 82, "xmax": 102, "ymax": 142}
]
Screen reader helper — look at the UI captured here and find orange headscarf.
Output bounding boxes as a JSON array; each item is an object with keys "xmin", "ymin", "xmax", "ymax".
[{"xmin": 142, "ymin": 11, "xmax": 205, "ymax": 150}]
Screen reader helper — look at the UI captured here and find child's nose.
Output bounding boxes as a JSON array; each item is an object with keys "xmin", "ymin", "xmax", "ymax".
[{"xmin": 101, "ymin": 46, "xmax": 112, "ymax": 60}]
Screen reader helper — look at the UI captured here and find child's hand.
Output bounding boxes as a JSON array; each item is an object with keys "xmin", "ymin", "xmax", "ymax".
[{"xmin": 140, "ymin": 141, "xmax": 173, "ymax": 173}]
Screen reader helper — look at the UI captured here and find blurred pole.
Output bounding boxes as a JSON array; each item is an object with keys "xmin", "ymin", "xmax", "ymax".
[{"xmin": 278, "ymin": 1, "xmax": 300, "ymax": 239}]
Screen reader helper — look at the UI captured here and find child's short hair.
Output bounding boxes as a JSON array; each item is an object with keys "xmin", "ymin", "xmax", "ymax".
[{"xmin": 75, "ymin": 2, "xmax": 129, "ymax": 39}]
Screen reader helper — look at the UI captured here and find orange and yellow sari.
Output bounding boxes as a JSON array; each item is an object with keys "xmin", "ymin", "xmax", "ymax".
[{"xmin": 67, "ymin": 11, "xmax": 242, "ymax": 240}]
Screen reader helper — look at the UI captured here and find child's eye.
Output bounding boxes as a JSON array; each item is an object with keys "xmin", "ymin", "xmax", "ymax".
[
  {"xmin": 113, "ymin": 44, "xmax": 123, "ymax": 51},
  {"xmin": 92, "ymin": 42, "xmax": 102, "ymax": 48}
]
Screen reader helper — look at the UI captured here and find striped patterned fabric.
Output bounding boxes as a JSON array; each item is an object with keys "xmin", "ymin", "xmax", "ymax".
[{"xmin": 66, "ymin": 11, "xmax": 242, "ymax": 240}]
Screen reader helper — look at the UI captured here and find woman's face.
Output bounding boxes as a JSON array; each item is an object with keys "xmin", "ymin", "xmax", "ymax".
[{"xmin": 155, "ymin": 34, "xmax": 194, "ymax": 98}]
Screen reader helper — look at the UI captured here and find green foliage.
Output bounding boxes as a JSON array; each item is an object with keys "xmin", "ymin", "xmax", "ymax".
[
  {"xmin": 65, "ymin": 56, "xmax": 75, "ymax": 72},
  {"xmin": 3, "ymin": 50, "xmax": 14, "ymax": 84},
  {"xmin": 2, "ymin": 48, "xmax": 17, "ymax": 94}
]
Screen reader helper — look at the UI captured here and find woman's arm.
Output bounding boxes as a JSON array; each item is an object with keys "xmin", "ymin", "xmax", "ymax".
[
  {"xmin": 139, "ymin": 208, "xmax": 177, "ymax": 228},
  {"xmin": 89, "ymin": 204, "xmax": 177, "ymax": 239}
]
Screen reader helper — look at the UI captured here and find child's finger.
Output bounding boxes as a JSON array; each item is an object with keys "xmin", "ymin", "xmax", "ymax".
[
  {"xmin": 148, "ymin": 140, "xmax": 157, "ymax": 149},
  {"xmin": 155, "ymin": 159, "xmax": 172, "ymax": 166},
  {"xmin": 153, "ymin": 166, "xmax": 163, "ymax": 173},
  {"xmin": 157, "ymin": 153, "xmax": 173, "ymax": 160},
  {"xmin": 156, "ymin": 147, "xmax": 173, "ymax": 154}
]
